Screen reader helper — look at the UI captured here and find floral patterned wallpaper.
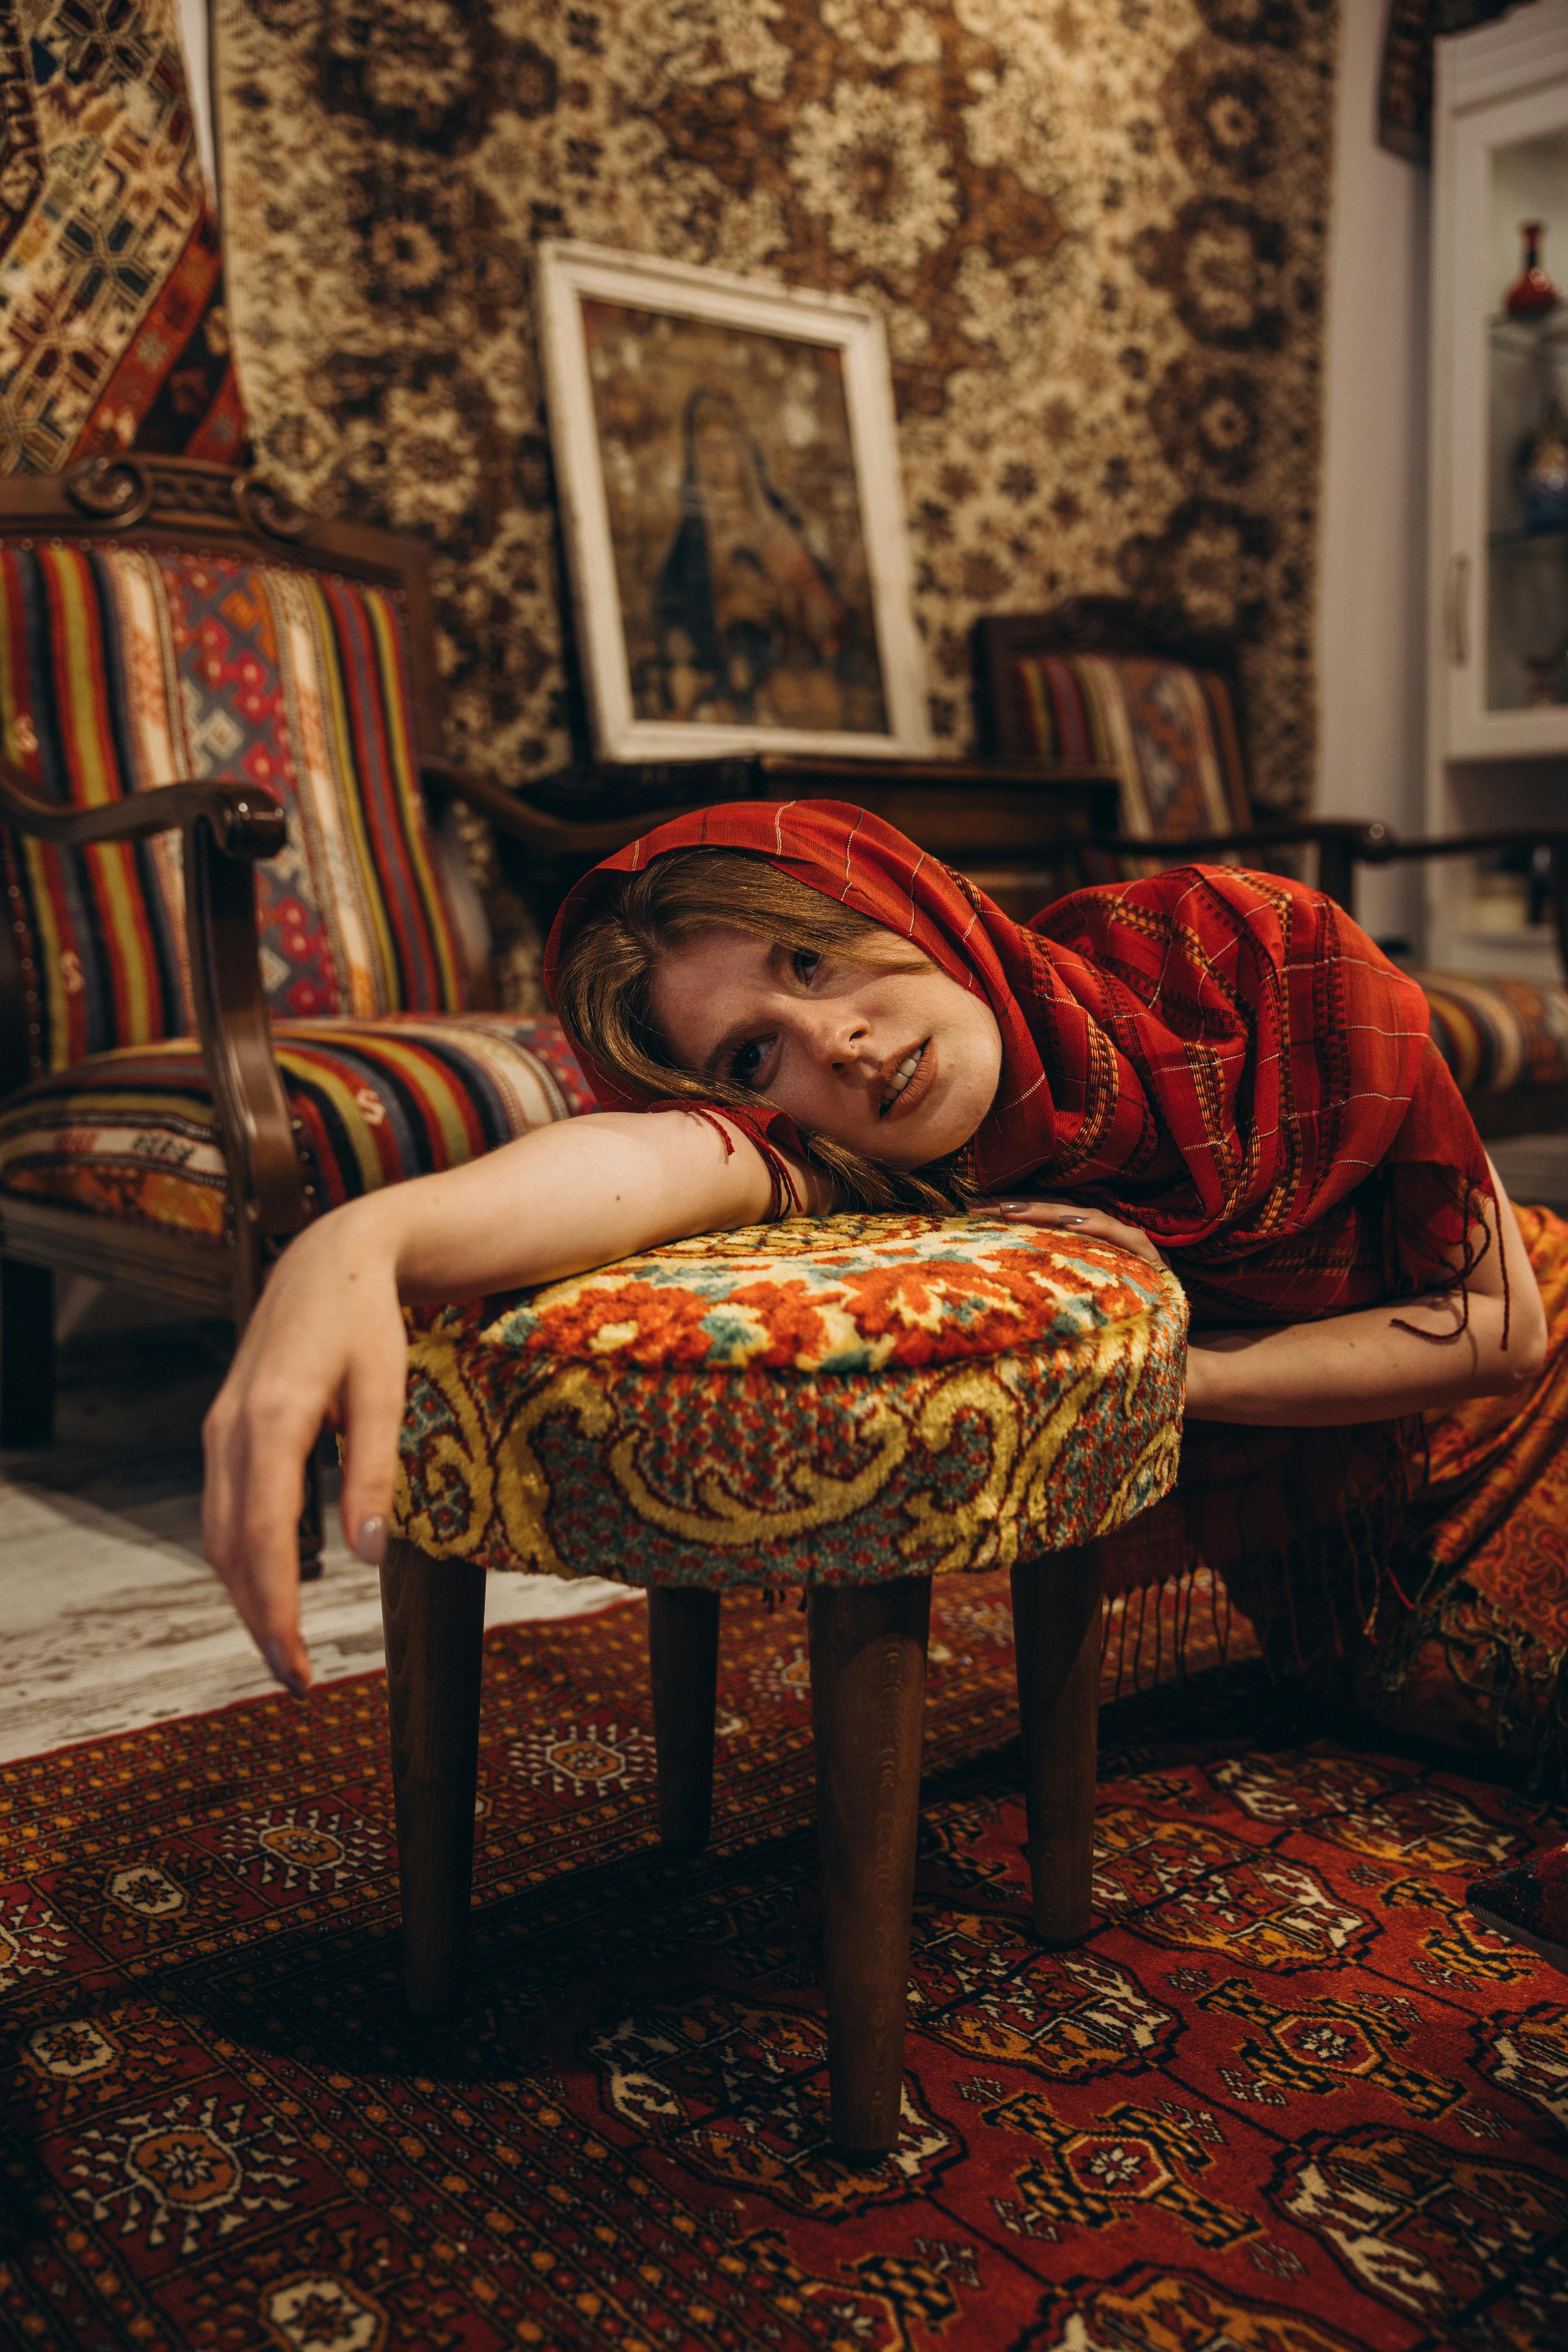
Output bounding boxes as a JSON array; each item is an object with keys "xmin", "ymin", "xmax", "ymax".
[{"xmin": 215, "ymin": 0, "xmax": 1338, "ymax": 996}]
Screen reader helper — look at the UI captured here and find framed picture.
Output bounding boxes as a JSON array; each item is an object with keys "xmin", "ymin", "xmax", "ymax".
[{"xmin": 535, "ymin": 240, "xmax": 933, "ymax": 764}]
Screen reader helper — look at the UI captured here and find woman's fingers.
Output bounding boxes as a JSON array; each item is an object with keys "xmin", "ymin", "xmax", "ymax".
[
  {"xmin": 972, "ymin": 1197, "xmax": 1167, "ymax": 1270},
  {"xmin": 975, "ymin": 1197, "xmax": 1087, "ymax": 1222},
  {"xmin": 337, "ymin": 1316, "xmax": 410, "ymax": 1570},
  {"xmin": 200, "ymin": 1200, "xmax": 411, "ymax": 1700},
  {"xmin": 202, "ymin": 1381, "xmax": 315, "ymax": 1693}
]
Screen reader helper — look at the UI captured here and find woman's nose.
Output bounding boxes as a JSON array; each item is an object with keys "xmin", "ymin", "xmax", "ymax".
[{"xmin": 803, "ymin": 1008, "xmax": 872, "ymax": 1069}]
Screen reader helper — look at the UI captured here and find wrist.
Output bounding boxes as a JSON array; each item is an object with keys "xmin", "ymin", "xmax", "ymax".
[
  {"xmin": 1181, "ymin": 1344, "xmax": 1209, "ymax": 1419},
  {"xmin": 300, "ymin": 1188, "xmax": 410, "ymax": 1289},
  {"xmin": 364, "ymin": 1184, "xmax": 426, "ymax": 1294}
]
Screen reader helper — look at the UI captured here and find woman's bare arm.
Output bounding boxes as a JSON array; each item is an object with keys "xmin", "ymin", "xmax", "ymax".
[
  {"xmin": 1182, "ymin": 1159, "xmax": 1546, "ymax": 1422},
  {"xmin": 203, "ymin": 1112, "xmax": 824, "ymax": 1695},
  {"xmin": 981, "ymin": 1157, "xmax": 1548, "ymax": 1427}
]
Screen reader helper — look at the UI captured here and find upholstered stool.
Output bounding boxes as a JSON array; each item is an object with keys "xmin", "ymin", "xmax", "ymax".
[{"xmin": 382, "ymin": 1212, "xmax": 1187, "ymax": 2158}]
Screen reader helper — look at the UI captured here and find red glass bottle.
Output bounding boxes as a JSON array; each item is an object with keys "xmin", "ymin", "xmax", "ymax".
[{"xmin": 1506, "ymin": 221, "xmax": 1559, "ymax": 318}]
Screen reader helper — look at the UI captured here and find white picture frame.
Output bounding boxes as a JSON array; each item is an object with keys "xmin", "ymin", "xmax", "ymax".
[{"xmin": 535, "ymin": 239, "xmax": 933, "ymax": 765}]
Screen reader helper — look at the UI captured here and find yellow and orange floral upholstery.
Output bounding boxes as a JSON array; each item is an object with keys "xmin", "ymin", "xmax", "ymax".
[
  {"xmin": 0, "ymin": 541, "xmax": 589, "ymax": 1237},
  {"xmin": 1010, "ymin": 647, "xmax": 1568, "ymax": 1122},
  {"xmin": 392, "ymin": 1214, "xmax": 1188, "ymax": 1591}
]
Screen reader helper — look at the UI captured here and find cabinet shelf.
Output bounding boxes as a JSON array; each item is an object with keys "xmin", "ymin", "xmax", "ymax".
[{"xmin": 1490, "ymin": 307, "xmax": 1568, "ymax": 341}]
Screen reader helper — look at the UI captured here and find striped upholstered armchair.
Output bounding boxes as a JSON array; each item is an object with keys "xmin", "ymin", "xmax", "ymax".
[
  {"xmin": 0, "ymin": 456, "xmax": 656, "ymax": 1548},
  {"xmin": 977, "ymin": 599, "xmax": 1568, "ymax": 1145}
]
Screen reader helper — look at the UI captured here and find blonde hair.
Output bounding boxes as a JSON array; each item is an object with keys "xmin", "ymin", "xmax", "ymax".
[{"xmin": 551, "ymin": 849, "xmax": 972, "ymax": 1213}]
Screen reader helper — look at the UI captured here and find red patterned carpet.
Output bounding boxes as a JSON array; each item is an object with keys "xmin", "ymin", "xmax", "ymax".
[{"xmin": 3, "ymin": 1577, "xmax": 1567, "ymax": 2351}]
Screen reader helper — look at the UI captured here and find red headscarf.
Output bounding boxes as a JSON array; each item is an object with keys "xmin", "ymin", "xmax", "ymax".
[{"xmin": 543, "ymin": 799, "xmax": 1492, "ymax": 1327}]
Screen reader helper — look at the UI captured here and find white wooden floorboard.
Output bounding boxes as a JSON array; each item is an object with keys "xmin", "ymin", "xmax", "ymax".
[{"xmin": 0, "ymin": 1307, "xmax": 636, "ymax": 1765}]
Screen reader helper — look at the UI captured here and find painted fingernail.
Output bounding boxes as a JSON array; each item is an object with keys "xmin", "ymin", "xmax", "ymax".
[
  {"xmin": 263, "ymin": 1638, "xmax": 308, "ymax": 1699},
  {"xmin": 353, "ymin": 1515, "xmax": 387, "ymax": 1568},
  {"xmin": 1052, "ymin": 1214, "xmax": 1089, "ymax": 1225},
  {"xmin": 993, "ymin": 1200, "xmax": 1033, "ymax": 1212}
]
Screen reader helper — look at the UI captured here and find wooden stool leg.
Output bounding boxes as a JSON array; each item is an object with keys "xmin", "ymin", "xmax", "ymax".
[
  {"xmin": 380, "ymin": 1536, "xmax": 487, "ymax": 2016},
  {"xmin": 1012, "ymin": 1540, "xmax": 1104, "ymax": 1945},
  {"xmin": 1, "ymin": 1259, "xmax": 54, "ymax": 1446},
  {"xmin": 808, "ymin": 1574, "xmax": 931, "ymax": 2163},
  {"xmin": 648, "ymin": 1586, "xmax": 720, "ymax": 1851}
]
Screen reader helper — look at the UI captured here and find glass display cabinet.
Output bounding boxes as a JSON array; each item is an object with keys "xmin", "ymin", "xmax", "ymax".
[
  {"xmin": 1429, "ymin": 0, "xmax": 1568, "ymax": 974},
  {"xmin": 1488, "ymin": 303, "xmax": 1568, "ymax": 718}
]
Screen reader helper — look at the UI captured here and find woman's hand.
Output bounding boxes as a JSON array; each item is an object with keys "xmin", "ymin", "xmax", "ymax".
[
  {"xmin": 202, "ymin": 1108, "xmax": 811, "ymax": 1696},
  {"xmin": 202, "ymin": 1197, "xmax": 409, "ymax": 1697},
  {"xmin": 974, "ymin": 1197, "xmax": 1170, "ymax": 1272}
]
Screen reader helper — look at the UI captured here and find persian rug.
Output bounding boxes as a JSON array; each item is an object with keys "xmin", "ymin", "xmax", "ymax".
[
  {"xmin": 3, "ymin": 1577, "xmax": 1567, "ymax": 2350},
  {"xmin": 213, "ymin": 0, "xmax": 1340, "ymax": 1000},
  {"xmin": 0, "ymin": 0, "xmax": 247, "ymax": 472}
]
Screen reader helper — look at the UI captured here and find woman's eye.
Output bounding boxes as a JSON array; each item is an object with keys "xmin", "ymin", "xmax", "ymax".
[
  {"xmin": 793, "ymin": 950, "xmax": 821, "ymax": 983},
  {"xmin": 731, "ymin": 1038, "xmax": 769, "ymax": 1087}
]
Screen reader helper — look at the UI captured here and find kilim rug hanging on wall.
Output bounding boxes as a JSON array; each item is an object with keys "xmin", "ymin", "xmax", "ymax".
[
  {"xmin": 212, "ymin": 1, "xmax": 1339, "ymax": 919},
  {"xmin": 4, "ymin": 1582, "xmax": 1568, "ymax": 2349},
  {"xmin": 0, "ymin": 0, "xmax": 248, "ymax": 472}
]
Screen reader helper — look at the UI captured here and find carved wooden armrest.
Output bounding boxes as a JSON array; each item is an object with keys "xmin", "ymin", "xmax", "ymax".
[
  {"xmin": 1354, "ymin": 826, "xmax": 1568, "ymax": 864},
  {"xmin": 0, "ymin": 760, "xmax": 285, "ymax": 858},
  {"xmin": 422, "ymin": 760, "xmax": 685, "ymax": 856},
  {"xmin": 1358, "ymin": 830, "xmax": 1568, "ymax": 970},
  {"xmin": 0, "ymin": 758, "xmax": 305, "ymax": 1286},
  {"xmin": 1093, "ymin": 819, "xmax": 1395, "ymax": 859}
]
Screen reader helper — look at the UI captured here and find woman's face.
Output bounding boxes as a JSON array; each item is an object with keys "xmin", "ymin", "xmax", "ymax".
[{"xmin": 649, "ymin": 926, "xmax": 1003, "ymax": 1169}]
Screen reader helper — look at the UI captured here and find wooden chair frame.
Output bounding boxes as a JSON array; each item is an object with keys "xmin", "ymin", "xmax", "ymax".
[
  {"xmin": 976, "ymin": 597, "xmax": 1568, "ymax": 1128},
  {"xmin": 381, "ymin": 1533, "xmax": 1106, "ymax": 2161},
  {"xmin": 0, "ymin": 459, "xmax": 1130, "ymax": 1457},
  {"xmin": 0, "ymin": 456, "xmax": 687, "ymax": 1458}
]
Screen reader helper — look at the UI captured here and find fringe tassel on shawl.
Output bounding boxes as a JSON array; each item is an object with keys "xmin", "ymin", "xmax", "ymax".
[
  {"xmin": 647, "ymin": 1103, "xmax": 799, "ymax": 1221},
  {"xmin": 1391, "ymin": 1169, "xmax": 1510, "ymax": 1348},
  {"xmin": 1102, "ymin": 1416, "xmax": 1423, "ymax": 1701},
  {"xmin": 1355, "ymin": 1537, "xmax": 1568, "ymax": 1798},
  {"xmin": 1099, "ymin": 1565, "xmax": 1234, "ymax": 1700}
]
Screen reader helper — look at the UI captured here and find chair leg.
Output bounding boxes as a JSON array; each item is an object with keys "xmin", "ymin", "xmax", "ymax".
[
  {"xmin": 648, "ymin": 1586, "xmax": 720, "ymax": 1851},
  {"xmin": 808, "ymin": 1574, "xmax": 931, "ymax": 2163},
  {"xmin": 1011, "ymin": 1540, "xmax": 1104, "ymax": 1945},
  {"xmin": 380, "ymin": 1537, "xmax": 487, "ymax": 2017},
  {"xmin": 0, "ymin": 1258, "xmax": 54, "ymax": 1446}
]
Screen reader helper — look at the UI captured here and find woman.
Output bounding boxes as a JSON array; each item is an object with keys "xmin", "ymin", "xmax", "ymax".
[
  {"xmin": 202, "ymin": 800, "xmax": 1565, "ymax": 1964},
  {"xmin": 652, "ymin": 388, "xmax": 861, "ymax": 731}
]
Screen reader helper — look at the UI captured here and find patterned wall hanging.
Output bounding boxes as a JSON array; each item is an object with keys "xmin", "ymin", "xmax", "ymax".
[
  {"xmin": 214, "ymin": 0, "xmax": 1339, "ymax": 997},
  {"xmin": 0, "ymin": 0, "xmax": 248, "ymax": 472}
]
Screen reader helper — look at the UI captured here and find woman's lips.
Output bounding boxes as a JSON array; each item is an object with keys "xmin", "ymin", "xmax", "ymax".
[{"xmin": 880, "ymin": 1038, "xmax": 936, "ymax": 1124}]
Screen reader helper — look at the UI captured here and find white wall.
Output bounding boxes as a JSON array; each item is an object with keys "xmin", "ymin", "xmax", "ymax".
[{"xmin": 1317, "ymin": 0, "xmax": 1430, "ymax": 944}]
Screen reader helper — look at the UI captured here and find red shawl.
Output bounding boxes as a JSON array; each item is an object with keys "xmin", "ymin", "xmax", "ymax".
[{"xmin": 543, "ymin": 798, "xmax": 1491, "ymax": 1328}]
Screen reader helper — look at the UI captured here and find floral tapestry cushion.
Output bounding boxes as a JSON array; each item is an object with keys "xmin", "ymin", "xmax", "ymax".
[
  {"xmin": 0, "ymin": 1014, "xmax": 592, "ymax": 1239},
  {"xmin": 393, "ymin": 1215, "xmax": 1188, "ymax": 1592}
]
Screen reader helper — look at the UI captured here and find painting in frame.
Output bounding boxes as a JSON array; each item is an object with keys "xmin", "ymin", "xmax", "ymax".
[{"xmin": 535, "ymin": 241, "xmax": 933, "ymax": 765}]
